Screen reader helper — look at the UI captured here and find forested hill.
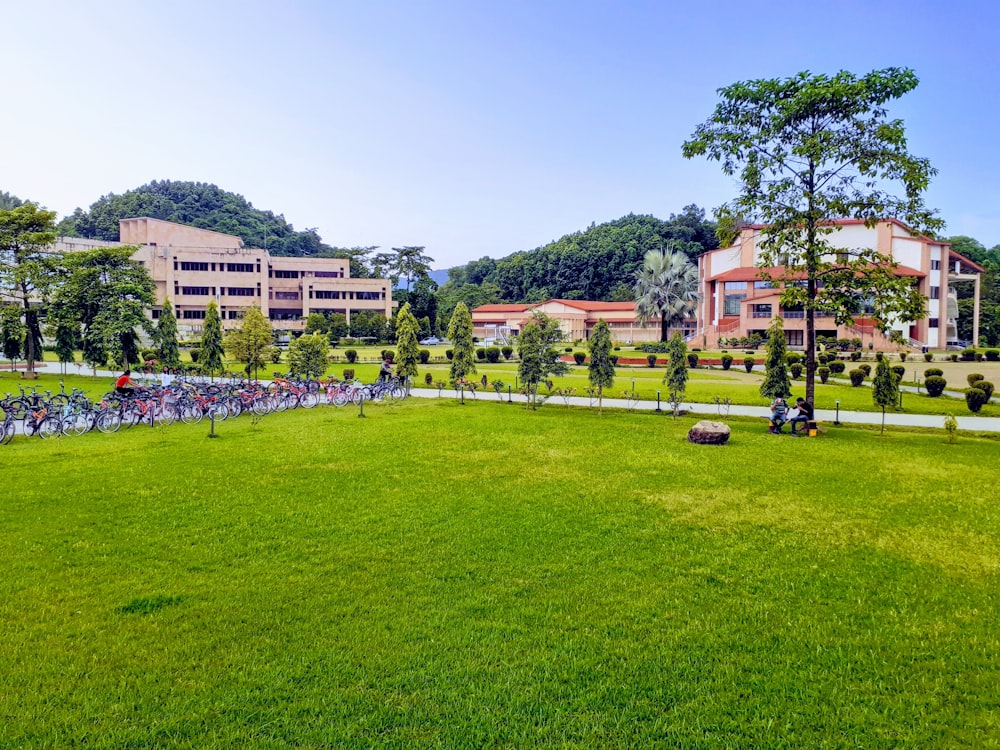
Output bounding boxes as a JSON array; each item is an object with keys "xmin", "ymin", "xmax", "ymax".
[
  {"xmin": 446, "ymin": 207, "xmax": 719, "ymax": 303},
  {"xmin": 55, "ymin": 180, "xmax": 330, "ymax": 257}
]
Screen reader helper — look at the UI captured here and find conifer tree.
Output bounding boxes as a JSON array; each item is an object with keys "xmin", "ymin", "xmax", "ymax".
[
  {"xmin": 200, "ymin": 301, "xmax": 225, "ymax": 376},
  {"xmin": 872, "ymin": 356, "xmax": 898, "ymax": 435},
  {"xmin": 587, "ymin": 319, "xmax": 615, "ymax": 413},
  {"xmin": 447, "ymin": 301, "xmax": 476, "ymax": 385},
  {"xmin": 394, "ymin": 302, "xmax": 420, "ymax": 383},
  {"xmin": 156, "ymin": 298, "xmax": 181, "ymax": 367},
  {"xmin": 760, "ymin": 318, "xmax": 792, "ymax": 400},
  {"xmin": 664, "ymin": 330, "xmax": 688, "ymax": 419}
]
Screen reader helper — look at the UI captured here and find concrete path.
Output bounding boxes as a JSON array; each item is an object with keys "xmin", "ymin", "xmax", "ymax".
[{"xmin": 406, "ymin": 387, "xmax": 1000, "ymax": 433}]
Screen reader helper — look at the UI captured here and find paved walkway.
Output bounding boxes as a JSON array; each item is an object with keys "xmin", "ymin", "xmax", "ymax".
[{"xmin": 407, "ymin": 387, "xmax": 1000, "ymax": 432}]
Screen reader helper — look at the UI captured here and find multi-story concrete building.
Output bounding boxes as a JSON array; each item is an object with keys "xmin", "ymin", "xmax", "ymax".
[
  {"xmin": 694, "ymin": 219, "xmax": 983, "ymax": 350},
  {"xmin": 56, "ymin": 217, "xmax": 394, "ymax": 336}
]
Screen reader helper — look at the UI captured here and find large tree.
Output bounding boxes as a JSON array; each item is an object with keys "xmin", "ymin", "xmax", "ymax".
[
  {"xmin": 156, "ymin": 298, "xmax": 181, "ymax": 367},
  {"xmin": 517, "ymin": 312, "xmax": 569, "ymax": 410},
  {"xmin": 286, "ymin": 332, "xmax": 329, "ymax": 379},
  {"xmin": 634, "ymin": 248, "xmax": 700, "ymax": 342},
  {"xmin": 664, "ymin": 331, "xmax": 689, "ymax": 419},
  {"xmin": 683, "ymin": 67, "xmax": 940, "ymax": 403},
  {"xmin": 760, "ymin": 318, "xmax": 792, "ymax": 400},
  {"xmin": 0, "ymin": 203, "xmax": 59, "ymax": 375},
  {"xmin": 50, "ymin": 245, "xmax": 155, "ymax": 369},
  {"xmin": 394, "ymin": 302, "xmax": 421, "ymax": 383}
]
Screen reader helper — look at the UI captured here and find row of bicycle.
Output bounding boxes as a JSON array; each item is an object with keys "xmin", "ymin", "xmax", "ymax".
[{"xmin": 0, "ymin": 375, "xmax": 409, "ymax": 444}]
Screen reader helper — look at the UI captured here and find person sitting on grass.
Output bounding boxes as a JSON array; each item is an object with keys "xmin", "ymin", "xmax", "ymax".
[
  {"xmin": 790, "ymin": 397, "xmax": 814, "ymax": 436},
  {"xmin": 769, "ymin": 396, "xmax": 788, "ymax": 434},
  {"xmin": 377, "ymin": 358, "xmax": 393, "ymax": 383}
]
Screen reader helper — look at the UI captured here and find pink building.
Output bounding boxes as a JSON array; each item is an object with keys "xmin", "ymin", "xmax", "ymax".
[{"xmin": 695, "ymin": 219, "xmax": 983, "ymax": 350}]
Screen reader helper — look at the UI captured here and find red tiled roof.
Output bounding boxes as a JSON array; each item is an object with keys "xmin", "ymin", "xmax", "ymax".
[
  {"xmin": 708, "ymin": 264, "xmax": 924, "ymax": 282},
  {"xmin": 471, "ymin": 304, "xmax": 532, "ymax": 314},
  {"xmin": 551, "ymin": 299, "xmax": 636, "ymax": 312},
  {"xmin": 949, "ymin": 250, "xmax": 985, "ymax": 273}
]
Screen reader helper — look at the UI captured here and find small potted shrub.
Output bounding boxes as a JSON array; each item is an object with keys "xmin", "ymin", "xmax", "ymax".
[
  {"xmin": 343, "ymin": 368, "xmax": 355, "ymax": 380},
  {"xmin": 790, "ymin": 362, "xmax": 803, "ymax": 379},
  {"xmin": 573, "ymin": 351, "xmax": 586, "ymax": 365},
  {"xmin": 345, "ymin": 349, "xmax": 358, "ymax": 363},
  {"xmin": 744, "ymin": 355, "xmax": 755, "ymax": 373},
  {"xmin": 647, "ymin": 354, "xmax": 657, "ymax": 368},
  {"xmin": 924, "ymin": 352, "xmax": 933, "ymax": 362},
  {"xmin": 849, "ymin": 369, "xmax": 865, "ymax": 387},
  {"xmin": 687, "ymin": 352, "xmax": 699, "ymax": 368},
  {"xmin": 966, "ymin": 387, "xmax": 988, "ymax": 413},
  {"xmin": 720, "ymin": 354, "xmax": 734, "ymax": 370},
  {"xmin": 818, "ymin": 366, "xmax": 830, "ymax": 384}
]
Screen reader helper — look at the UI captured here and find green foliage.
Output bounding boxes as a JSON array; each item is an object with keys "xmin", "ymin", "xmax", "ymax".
[
  {"xmin": 394, "ymin": 302, "xmax": 421, "ymax": 380},
  {"xmin": 829, "ymin": 361, "xmax": 846, "ymax": 374},
  {"xmin": 924, "ymin": 376, "xmax": 947, "ymax": 397},
  {"xmin": 743, "ymin": 356, "xmax": 755, "ymax": 373},
  {"xmin": 858, "ymin": 364, "xmax": 872, "ymax": 377},
  {"xmin": 155, "ymin": 298, "xmax": 181, "ymax": 367},
  {"xmin": 849, "ymin": 370, "xmax": 865, "ymax": 387},
  {"xmin": 685, "ymin": 68, "xmax": 940, "ymax": 405},
  {"xmin": 447, "ymin": 302, "xmax": 476, "ymax": 385},
  {"xmin": 924, "ymin": 368, "xmax": 944, "ymax": 378},
  {"xmin": 634, "ymin": 248, "xmax": 700, "ymax": 342},
  {"xmin": 342, "ymin": 368, "xmax": 354, "ymax": 380},
  {"xmin": 587, "ymin": 319, "xmax": 615, "ymax": 411},
  {"xmin": 476, "ymin": 348, "xmax": 487, "ymax": 361},
  {"xmin": 445, "ymin": 208, "xmax": 717, "ymax": 304},
  {"xmin": 224, "ymin": 307, "xmax": 272, "ymax": 377},
  {"xmin": 189, "ymin": 348, "xmax": 201, "ymax": 363},
  {"xmin": 1, "ymin": 305, "xmax": 25, "ymax": 361},
  {"xmin": 501, "ymin": 345, "xmax": 513, "ymax": 360},
  {"xmin": 200, "ymin": 301, "xmax": 225, "ymax": 375},
  {"xmin": 349, "ymin": 310, "xmax": 387, "ymax": 341},
  {"xmin": 986, "ymin": 350, "xmax": 1000, "ymax": 362},
  {"xmin": 287, "ymin": 333, "xmax": 329, "ymax": 379},
  {"xmin": 419, "ymin": 349, "xmax": 431, "ymax": 365},
  {"xmin": 517, "ymin": 313, "xmax": 569, "ymax": 409},
  {"xmin": 790, "ymin": 362, "xmax": 803, "ymax": 379},
  {"xmin": 924, "ymin": 352, "xmax": 934, "ymax": 362},
  {"xmin": 664, "ymin": 331, "xmax": 688, "ymax": 418},
  {"xmin": 967, "ymin": 373, "xmax": 984, "ymax": 388},
  {"xmin": 720, "ymin": 354, "xmax": 734, "ymax": 370},
  {"xmin": 759, "ymin": 318, "xmax": 791, "ymax": 400},
  {"xmin": 646, "ymin": 354, "xmax": 657, "ymax": 367},
  {"xmin": 345, "ymin": 349, "xmax": 358, "ymax": 364},
  {"xmin": 487, "ymin": 347, "xmax": 502, "ymax": 364},
  {"xmin": 687, "ymin": 352, "xmax": 699, "ymax": 368},
  {"xmin": 872, "ymin": 358, "xmax": 899, "ymax": 432},
  {"xmin": 58, "ymin": 180, "xmax": 332, "ymax": 257},
  {"xmin": 974, "ymin": 381, "xmax": 994, "ymax": 400},
  {"xmin": 818, "ymin": 366, "xmax": 830, "ymax": 384},
  {"xmin": 966, "ymin": 387, "xmax": 988, "ymax": 413},
  {"xmin": 944, "ymin": 413, "xmax": 958, "ymax": 443}
]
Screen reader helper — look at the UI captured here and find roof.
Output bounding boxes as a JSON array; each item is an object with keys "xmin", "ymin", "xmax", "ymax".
[
  {"xmin": 550, "ymin": 299, "xmax": 636, "ymax": 312},
  {"xmin": 949, "ymin": 249, "xmax": 985, "ymax": 273},
  {"xmin": 709, "ymin": 264, "xmax": 925, "ymax": 282},
  {"xmin": 471, "ymin": 304, "xmax": 533, "ymax": 314}
]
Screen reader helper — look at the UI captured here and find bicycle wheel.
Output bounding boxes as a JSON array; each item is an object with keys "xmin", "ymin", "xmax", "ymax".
[
  {"xmin": 389, "ymin": 385, "xmax": 405, "ymax": 401},
  {"xmin": 0, "ymin": 420, "xmax": 14, "ymax": 445},
  {"xmin": 298, "ymin": 391, "xmax": 319, "ymax": 409},
  {"xmin": 158, "ymin": 404, "xmax": 178, "ymax": 426},
  {"xmin": 66, "ymin": 411, "xmax": 94, "ymax": 436},
  {"xmin": 96, "ymin": 411, "xmax": 122, "ymax": 433},
  {"xmin": 38, "ymin": 416, "xmax": 63, "ymax": 439},
  {"xmin": 332, "ymin": 390, "xmax": 349, "ymax": 407},
  {"xmin": 180, "ymin": 404, "xmax": 203, "ymax": 425}
]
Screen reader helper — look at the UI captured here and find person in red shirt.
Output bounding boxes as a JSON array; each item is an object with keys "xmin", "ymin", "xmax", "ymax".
[{"xmin": 115, "ymin": 369, "xmax": 136, "ymax": 396}]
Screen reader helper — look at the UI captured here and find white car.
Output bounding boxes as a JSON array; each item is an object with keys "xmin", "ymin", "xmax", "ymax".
[{"xmin": 419, "ymin": 337, "xmax": 442, "ymax": 345}]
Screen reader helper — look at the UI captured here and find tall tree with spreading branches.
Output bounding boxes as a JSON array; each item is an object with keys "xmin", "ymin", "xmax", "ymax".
[{"xmin": 683, "ymin": 67, "xmax": 940, "ymax": 404}]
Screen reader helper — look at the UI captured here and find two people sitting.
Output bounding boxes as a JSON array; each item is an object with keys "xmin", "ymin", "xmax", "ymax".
[{"xmin": 770, "ymin": 396, "xmax": 813, "ymax": 435}]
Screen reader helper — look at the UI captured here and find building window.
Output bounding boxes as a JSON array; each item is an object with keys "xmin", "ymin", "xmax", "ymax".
[
  {"xmin": 785, "ymin": 330, "xmax": 804, "ymax": 347},
  {"xmin": 180, "ymin": 261, "xmax": 210, "ymax": 272},
  {"xmin": 754, "ymin": 280, "xmax": 775, "ymax": 290},
  {"xmin": 313, "ymin": 290, "xmax": 341, "ymax": 299},
  {"xmin": 269, "ymin": 309, "xmax": 301, "ymax": 321},
  {"xmin": 227, "ymin": 287, "xmax": 255, "ymax": 296},
  {"xmin": 272, "ymin": 269, "xmax": 300, "ymax": 279},
  {"xmin": 314, "ymin": 270, "xmax": 343, "ymax": 278},
  {"xmin": 227, "ymin": 310, "xmax": 243, "ymax": 320},
  {"xmin": 182, "ymin": 309, "xmax": 207, "ymax": 320},
  {"xmin": 723, "ymin": 293, "xmax": 746, "ymax": 316},
  {"xmin": 274, "ymin": 291, "xmax": 300, "ymax": 301},
  {"xmin": 181, "ymin": 286, "xmax": 211, "ymax": 296},
  {"xmin": 151, "ymin": 309, "xmax": 161, "ymax": 319},
  {"xmin": 355, "ymin": 291, "xmax": 382, "ymax": 300},
  {"xmin": 931, "ymin": 259, "xmax": 941, "ymax": 271},
  {"xmin": 751, "ymin": 304, "xmax": 772, "ymax": 319},
  {"xmin": 930, "ymin": 286, "xmax": 940, "ymax": 299},
  {"xmin": 928, "ymin": 318, "xmax": 939, "ymax": 328},
  {"xmin": 724, "ymin": 281, "xmax": 748, "ymax": 292}
]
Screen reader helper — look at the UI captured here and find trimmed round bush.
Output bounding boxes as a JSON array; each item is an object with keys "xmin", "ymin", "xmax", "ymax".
[
  {"xmin": 850, "ymin": 351, "xmax": 862, "ymax": 361},
  {"xmin": 501, "ymin": 346, "xmax": 513, "ymax": 360},
  {"xmin": 961, "ymin": 348, "xmax": 976, "ymax": 361},
  {"xmin": 486, "ymin": 347, "xmax": 501, "ymax": 363},
  {"xmin": 818, "ymin": 366, "xmax": 830, "ymax": 384},
  {"xmin": 721, "ymin": 354, "xmax": 734, "ymax": 370},
  {"xmin": 891, "ymin": 365, "xmax": 906, "ymax": 380},
  {"xmin": 743, "ymin": 356, "xmax": 755, "ymax": 373},
  {"xmin": 687, "ymin": 352, "xmax": 699, "ymax": 368},
  {"xmin": 419, "ymin": 349, "xmax": 431, "ymax": 364},
  {"xmin": 829, "ymin": 361, "xmax": 846, "ymax": 374},
  {"xmin": 899, "ymin": 351, "xmax": 908, "ymax": 362},
  {"xmin": 858, "ymin": 364, "xmax": 872, "ymax": 377},
  {"xmin": 925, "ymin": 368, "xmax": 944, "ymax": 378},
  {"xmin": 424, "ymin": 372, "xmax": 433, "ymax": 385},
  {"xmin": 967, "ymin": 373, "xmax": 984, "ymax": 388},
  {"xmin": 966, "ymin": 387, "xmax": 988, "ymax": 413},
  {"xmin": 790, "ymin": 362, "xmax": 803, "ymax": 379},
  {"xmin": 345, "ymin": 349, "xmax": 358, "ymax": 363},
  {"xmin": 343, "ymin": 368, "xmax": 355, "ymax": 380},
  {"xmin": 380, "ymin": 350, "xmax": 396, "ymax": 361},
  {"xmin": 974, "ymin": 380, "xmax": 994, "ymax": 400},
  {"xmin": 875, "ymin": 351, "xmax": 884, "ymax": 362},
  {"xmin": 475, "ymin": 348, "xmax": 486, "ymax": 361},
  {"xmin": 572, "ymin": 351, "xmax": 586, "ymax": 366},
  {"xmin": 785, "ymin": 352, "xmax": 802, "ymax": 365},
  {"xmin": 924, "ymin": 352, "xmax": 933, "ymax": 362},
  {"xmin": 849, "ymin": 369, "xmax": 865, "ymax": 386},
  {"xmin": 189, "ymin": 348, "xmax": 201, "ymax": 363},
  {"xmin": 924, "ymin": 375, "xmax": 947, "ymax": 397},
  {"xmin": 985, "ymin": 349, "xmax": 1000, "ymax": 362},
  {"xmin": 647, "ymin": 354, "xmax": 657, "ymax": 368}
]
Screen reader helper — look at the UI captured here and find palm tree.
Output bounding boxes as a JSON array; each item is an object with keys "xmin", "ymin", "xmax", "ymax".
[{"xmin": 634, "ymin": 249, "xmax": 699, "ymax": 342}]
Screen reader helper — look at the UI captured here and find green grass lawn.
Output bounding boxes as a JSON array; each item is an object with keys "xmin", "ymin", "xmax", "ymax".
[{"xmin": 2, "ymin": 401, "xmax": 999, "ymax": 747}]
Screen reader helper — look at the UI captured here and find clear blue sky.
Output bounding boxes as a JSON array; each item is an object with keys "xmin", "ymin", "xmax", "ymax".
[{"xmin": 3, "ymin": 0, "xmax": 998, "ymax": 268}]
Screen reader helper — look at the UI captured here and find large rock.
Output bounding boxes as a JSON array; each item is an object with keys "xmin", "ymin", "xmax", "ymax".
[{"xmin": 687, "ymin": 420, "xmax": 730, "ymax": 445}]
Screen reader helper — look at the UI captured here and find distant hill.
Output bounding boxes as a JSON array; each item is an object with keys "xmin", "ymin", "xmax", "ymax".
[
  {"xmin": 56, "ymin": 180, "xmax": 331, "ymax": 257},
  {"xmin": 428, "ymin": 269, "xmax": 450, "ymax": 287},
  {"xmin": 443, "ymin": 207, "xmax": 718, "ymax": 303}
]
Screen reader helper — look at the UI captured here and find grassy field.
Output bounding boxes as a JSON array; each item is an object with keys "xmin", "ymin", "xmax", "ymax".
[{"xmin": 2, "ymin": 400, "xmax": 999, "ymax": 747}]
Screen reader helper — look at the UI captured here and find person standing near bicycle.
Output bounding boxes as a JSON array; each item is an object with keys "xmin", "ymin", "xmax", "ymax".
[{"xmin": 377, "ymin": 357, "xmax": 393, "ymax": 383}]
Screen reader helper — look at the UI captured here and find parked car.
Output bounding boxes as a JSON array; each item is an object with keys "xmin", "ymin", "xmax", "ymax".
[{"xmin": 419, "ymin": 337, "xmax": 442, "ymax": 345}]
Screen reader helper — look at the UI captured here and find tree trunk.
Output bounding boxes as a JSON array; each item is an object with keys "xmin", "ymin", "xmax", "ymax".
[{"xmin": 660, "ymin": 315, "xmax": 669, "ymax": 343}]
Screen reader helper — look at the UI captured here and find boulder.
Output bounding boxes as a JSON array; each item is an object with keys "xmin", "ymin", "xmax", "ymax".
[{"xmin": 687, "ymin": 420, "xmax": 730, "ymax": 445}]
